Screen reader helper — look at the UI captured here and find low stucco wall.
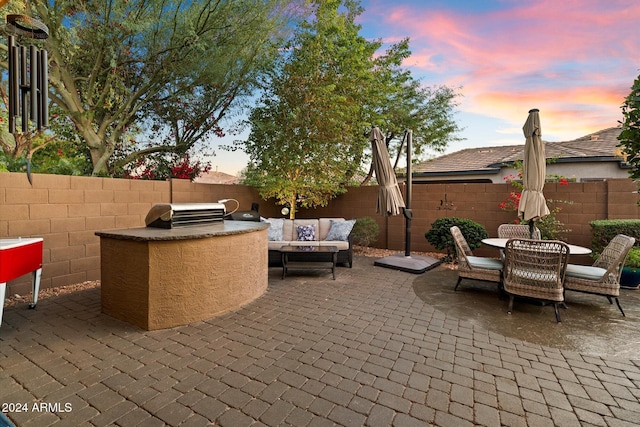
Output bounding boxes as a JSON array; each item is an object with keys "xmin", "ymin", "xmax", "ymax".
[{"xmin": 98, "ymin": 222, "xmax": 268, "ymax": 330}]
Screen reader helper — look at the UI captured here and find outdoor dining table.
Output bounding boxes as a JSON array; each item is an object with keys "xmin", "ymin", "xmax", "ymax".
[{"xmin": 482, "ymin": 238, "xmax": 592, "ymax": 255}]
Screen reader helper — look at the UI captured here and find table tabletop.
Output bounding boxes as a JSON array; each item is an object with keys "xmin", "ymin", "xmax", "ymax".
[
  {"xmin": 279, "ymin": 245, "xmax": 338, "ymax": 254},
  {"xmin": 482, "ymin": 238, "xmax": 592, "ymax": 255}
]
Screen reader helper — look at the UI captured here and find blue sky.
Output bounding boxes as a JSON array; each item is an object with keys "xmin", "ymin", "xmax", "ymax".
[{"xmin": 211, "ymin": 0, "xmax": 640, "ymax": 176}]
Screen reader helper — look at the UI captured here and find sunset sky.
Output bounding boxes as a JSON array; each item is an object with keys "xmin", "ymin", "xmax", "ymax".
[{"xmin": 214, "ymin": 0, "xmax": 640, "ymax": 175}]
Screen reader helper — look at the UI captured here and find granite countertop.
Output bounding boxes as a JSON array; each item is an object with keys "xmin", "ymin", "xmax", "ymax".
[{"xmin": 95, "ymin": 220, "xmax": 268, "ymax": 241}]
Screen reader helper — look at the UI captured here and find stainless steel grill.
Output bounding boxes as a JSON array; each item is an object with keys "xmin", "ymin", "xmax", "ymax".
[{"xmin": 145, "ymin": 203, "xmax": 226, "ymax": 228}]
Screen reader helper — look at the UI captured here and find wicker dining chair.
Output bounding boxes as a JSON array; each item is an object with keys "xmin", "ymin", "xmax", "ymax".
[
  {"xmin": 502, "ymin": 238, "xmax": 569, "ymax": 322},
  {"xmin": 498, "ymin": 224, "xmax": 541, "ymax": 240},
  {"xmin": 497, "ymin": 224, "xmax": 542, "ymax": 260},
  {"xmin": 450, "ymin": 226, "xmax": 503, "ymax": 292},
  {"xmin": 564, "ymin": 234, "xmax": 635, "ymax": 316}
]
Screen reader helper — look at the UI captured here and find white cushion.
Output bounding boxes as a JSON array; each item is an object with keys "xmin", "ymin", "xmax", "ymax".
[
  {"xmin": 467, "ymin": 256, "xmax": 503, "ymax": 270},
  {"xmin": 268, "ymin": 241, "xmax": 288, "ymax": 250},
  {"xmin": 264, "ymin": 218, "xmax": 284, "ymax": 241},
  {"xmin": 565, "ymin": 264, "xmax": 607, "ymax": 281},
  {"xmin": 286, "ymin": 241, "xmax": 320, "ymax": 247},
  {"xmin": 325, "ymin": 219, "xmax": 355, "ymax": 241},
  {"xmin": 318, "ymin": 218, "xmax": 341, "ymax": 240}
]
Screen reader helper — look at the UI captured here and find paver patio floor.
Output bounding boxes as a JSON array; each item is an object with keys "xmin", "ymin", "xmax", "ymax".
[{"xmin": 1, "ymin": 255, "xmax": 639, "ymax": 426}]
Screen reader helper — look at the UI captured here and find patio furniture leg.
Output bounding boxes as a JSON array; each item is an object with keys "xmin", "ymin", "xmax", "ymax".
[
  {"xmin": 332, "ymin": 252, "xmax": 337, "ymax": 280},
  {"xmin": 507, "ymin": 295, "xmax": 514, "ymax": 314},
  {"xmin": 614, "ymin": 297, "xmax": 625, "ymax": 317},
  {"xmin": 29, "ymin": 267, "xmax": 42, "ymax": 309},
  {"xmin": 454, "ymin": 276, "xmax": 462, "ymax": 291},
  {"xmin": 606, "ymin": 296, "xmax": 613, "ymax": 304},
  {"xmin": 553, "ymin": 302, "xmax": 562, "ymax": 323}
]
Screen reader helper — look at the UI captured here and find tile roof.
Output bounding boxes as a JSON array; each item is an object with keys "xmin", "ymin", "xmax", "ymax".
[
  {"xmin": 414, "ymin": 127, "xmax": 623, "ymax": 174},
  {"xmin": 194, "ymin": 170, "xmax": 240, "ymax": 184}
]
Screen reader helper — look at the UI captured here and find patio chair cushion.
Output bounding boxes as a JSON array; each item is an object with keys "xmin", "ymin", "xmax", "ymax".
[
  {"xmin": 467, "ymin": 256, "xmax": 503, "ymax": 270},
  {"xmin": 565, "ymin": 264, "xmax": 607, "ymax": 281},
  {"xmin": 325, "ymin": 219, "xmax": 355, "ymax": 241}
]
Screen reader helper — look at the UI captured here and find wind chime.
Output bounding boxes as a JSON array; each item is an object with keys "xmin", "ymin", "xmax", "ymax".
[
  {"xmin": 6, "ymin": 14, "xmax": 49, "ymax": 132},
  {"xmin": 5, "ymin": 14, "xmax": 50, "ymax": 183}
]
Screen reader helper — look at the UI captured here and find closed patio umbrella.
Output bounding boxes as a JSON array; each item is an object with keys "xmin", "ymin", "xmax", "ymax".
[
  {"xmin": 518, "ymin": 109, "xmax": 550, "ymax": 237},
  {"xmin": 370, "ymin": 126, "xmax": 405, "ymax": 216},
  {"xmin": 371, "ymin": 128, "xmax": 440, "ymax": 274}
]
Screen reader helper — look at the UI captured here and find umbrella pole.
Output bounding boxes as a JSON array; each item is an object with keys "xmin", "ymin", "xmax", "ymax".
[
  {"xmin": 528, "ymin": 219, "xmax": 535, "ymax": 239},
  {"xmin": 404, "ymin": 130, "xmax": 412, "ymax": 257},
  {"xmin": 374, "ymin": 129, "xmax": 440, "ymax": 274}
]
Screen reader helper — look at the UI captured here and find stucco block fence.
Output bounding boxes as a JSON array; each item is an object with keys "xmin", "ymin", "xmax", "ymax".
[{"xmin": 1, "ymin": 171, "xmax": 638, "ymax": 295}]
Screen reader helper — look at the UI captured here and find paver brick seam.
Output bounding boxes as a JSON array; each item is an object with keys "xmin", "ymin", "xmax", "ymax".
[
  {"xmin": 497, "ymin": 390, "xmax": 526, "ymax": 416},
  {"xmin": 608, "ymin": 405, "xmax": 640, "ymax": 423},
  {"xmin": 520, "ymin": 397, "xmax": 552, "ymax": 418},
  {"xmin": 363, "ymin": 402, "xmax": 395, "ymax": 427},
  {"xmin": 88, "ymin": 399, "xmax": 138, "ymax": 427},
  {"xmin": 521, "ymin": 412, "xmax": 556, "ymax": 427},
  {"xmin": 402, "ymin": 384, "xmax": 427, "ymax": 403},
  {"xmin": 594, "ymin": 371, "xmax": 637, "ymax": 388},
  {"xmin": 603, "ymin": 382, "xmax": 639, "ymax": 402},
  {"xmin": 573, "ymin": 407, "xmax": 608, "ymax": 426},
  {"xmin": 449, "ymin": 400, "xmax": 475, "ymax": 423},
  {"xmin": 548, "ymin": 406, "xmax": 583, "ymax": 426},
  {"xmin": 565, "ymin": 394, "xmax": 613, "ymax": 416},
  {"xmin": 434, "ymin": 409, "xmax": 475, "ymax": 427}
]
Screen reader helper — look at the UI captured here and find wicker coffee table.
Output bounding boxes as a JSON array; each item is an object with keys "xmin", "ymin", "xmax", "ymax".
[{"xmin": 279, "ymin": 245, "xmax": 339, "ymax": 280}]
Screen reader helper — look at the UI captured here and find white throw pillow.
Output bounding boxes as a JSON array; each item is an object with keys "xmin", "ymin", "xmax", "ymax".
[
  {"xmin": 265, "ymin": 218, "xmax": 284, "ymax": 241},
  {"xmin": 325, "ymin": 219, "xmax": 355, "ymax": 241}
]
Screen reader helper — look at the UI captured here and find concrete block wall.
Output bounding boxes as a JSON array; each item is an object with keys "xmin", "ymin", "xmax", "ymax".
[
  {"xmin": 300, "ymin": 179, "xmax": 638, "ymax": 256},
  {"xmin": 1, "ymin": 173, "xmax": 171, "ymax": 295},
  {"xmin": 1, "ymin": 172, "xmax": 638, "ymax": 295}
]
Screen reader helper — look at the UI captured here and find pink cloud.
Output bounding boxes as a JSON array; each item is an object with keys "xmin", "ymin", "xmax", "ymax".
[{"xmin": 362, "ymin": 0, "xmax": 640, "ymax": 139}]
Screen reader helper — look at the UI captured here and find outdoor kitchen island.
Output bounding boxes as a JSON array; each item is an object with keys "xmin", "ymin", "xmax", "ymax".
[{"xmin": 96, "ymin": 220, "xmax": 269, "ymax": 330}]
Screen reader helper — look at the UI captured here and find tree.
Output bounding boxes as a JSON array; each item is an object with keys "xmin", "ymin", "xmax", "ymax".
[
  {"xmin": 242, "ymin": 0, "xmax": 373, "ymax": 217},
  {"xmin": 241, "ymin": 0, "xmax": 462, "ymax": 216},
  {"xmin": 618, "ymin": 73, "xmax": 640, "ymax": 183},
  {"xmin": 1, "ymin": 0, "xmax": 305, "ymax": 176}
]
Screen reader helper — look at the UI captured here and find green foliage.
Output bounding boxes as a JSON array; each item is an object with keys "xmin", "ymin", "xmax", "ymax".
[
  {"xmin": 241, "ymin": 0, "xmax": 462, "ymax": 214},
  {"xmin": 618, "ymin": 73, "xmax": 640, "ymax": 187},
  {"xmin": 351, "ymin": 217, "xmax": 380, "ymax": 247},
  {"xmin": 589, "ymin": 219, "xmax": 640, "ymax": 254},
  {"xmin": 241, "ymin": 0, "xmax": 379, "ymax": 216},
  {"xmin": 499, "ymin": 165, "xmax": 572, "ymax": 240},
  {"xmin": 425, "ymin": 217, "xmax": 488, "ymax": 262},
  {"xmin": 625, "ymin": 247, "xmax": 640, "ymax": 269},
  {"xmin": 535, "ymin": 201, "xmax": 571, "ymax": 241},
  {"xmin": 2, "ymin": 0, "xmax": 303, "ymax": 176}
]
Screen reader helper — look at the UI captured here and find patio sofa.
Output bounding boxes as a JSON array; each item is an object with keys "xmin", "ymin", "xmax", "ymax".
[{"xmin": 265, "ymin": 217, "xmax": 354, "ymax": 268}]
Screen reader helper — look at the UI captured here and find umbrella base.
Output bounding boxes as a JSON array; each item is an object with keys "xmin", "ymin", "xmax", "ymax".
[{"xmin": 374, "ymin": 253, "xmax": 442, "ymax": 274}]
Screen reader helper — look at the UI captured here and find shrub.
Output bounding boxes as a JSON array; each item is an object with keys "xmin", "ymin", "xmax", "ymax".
[
  {"xmin": 425, "ymin": 217, "xmax": 488, "ymax": 262},
  {"xmin": 589, "ymin": 219, "xmax": 640, "ymax": 254},
  {"xmin": 351, "ymin": 217, "xmax": 380, "ymax": 247},
  {"xmin": 625, "ymin": 247, "xmax": 640, "ymax": 270}
]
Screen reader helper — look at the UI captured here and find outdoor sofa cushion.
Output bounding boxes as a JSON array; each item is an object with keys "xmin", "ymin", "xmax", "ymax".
[{"xmin": 265, "ymin": 218, "xmax": 352, "ymax": 251}]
